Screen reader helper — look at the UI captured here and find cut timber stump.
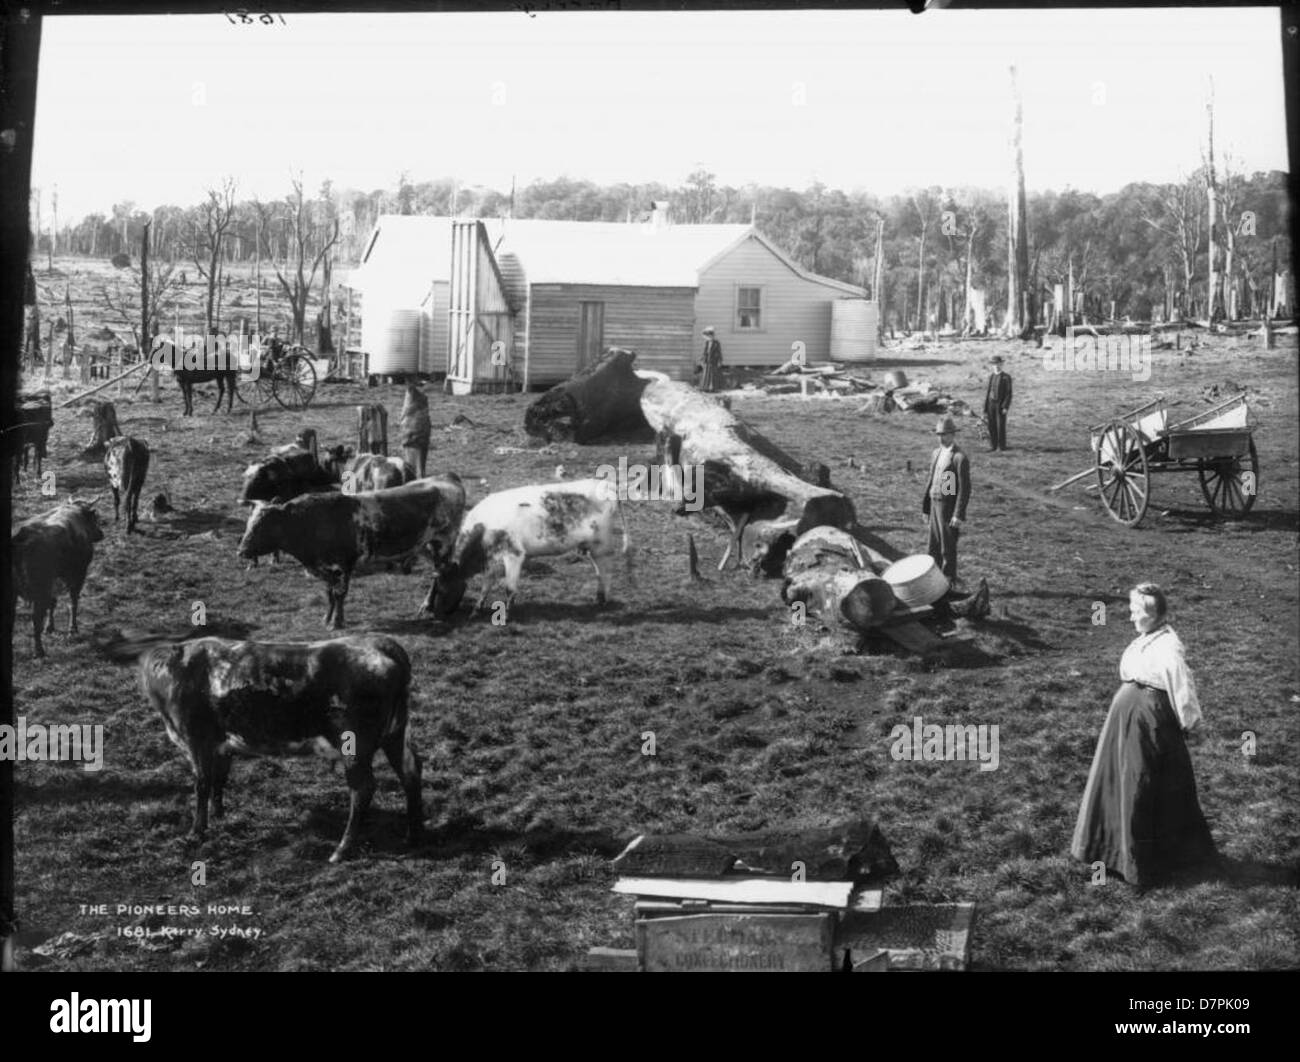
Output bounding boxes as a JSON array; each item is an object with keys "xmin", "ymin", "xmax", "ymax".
[
  {"xmin": 639, "ymin": 378, "xmax": 856, "ymax": 567},
  {"xmin": 357, "ymin": 403, "xmax": 388, "ymax": 456},
  {"xmin": 612, "ymin": 820, "xmax": 898, "ymax": 883},
  {"xmin": 81, "ymin": 400, "xmax": 120, "ymax": 458},
  {"xmin": 399, "ymin": 381, "xmax": 431, "ymax": 477},
  {"xmin": 524, "ymin": 346, "xmax": 652, "ymax": 443}
]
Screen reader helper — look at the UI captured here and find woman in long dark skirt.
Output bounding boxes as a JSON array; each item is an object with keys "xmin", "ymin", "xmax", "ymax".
[{"xmin": 1071, "ymin": 583, "xmax": 1219, "ymax": 891}]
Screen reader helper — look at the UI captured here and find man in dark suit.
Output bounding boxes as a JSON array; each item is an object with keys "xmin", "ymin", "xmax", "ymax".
[
  {"xmin": 984, "ymin": 355, "xmax": 1013, "ymax": 451},
  {"xmin": 922, "ymin": 415, "xmax": 972, "ymax": 587}
]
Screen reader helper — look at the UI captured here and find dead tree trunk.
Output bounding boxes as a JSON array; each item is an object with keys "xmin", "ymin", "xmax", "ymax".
[
  {"xmin": 639, "ymin": 378, "xmax": 856, "ymax": 569},
  {"xmin": 399, "ymin": 381, "xmax": 431, "ymax": 477},
  {"xmin": 524, "ymin": 346, "xmax": 651, "ymax": 443},
  {"xmin": 82, "ymin": 400, "xmax": 120, "ymax": 457},
  {"xmin": 1006, "ymin": 65, "xmax": 1030, "ymax": 338},
  {"xmin": 872, "ymin": 218, "xmax": 885, "ymax": 342}
]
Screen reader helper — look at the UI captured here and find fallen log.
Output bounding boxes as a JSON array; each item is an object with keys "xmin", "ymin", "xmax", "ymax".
[
  {"xmin": 640, "ymin": 377, "xmax": 856, "ymax": 568},
  {"xmin": 524, "ymin": 346, "xmax": 652, "ymax": 443},
  {"xmin": 612, "ymin": 819, "xmax": 898, "ymax": 882},
  {"xmin": 780, "ymin": 527, "xmax": 898, "ymax": 633}
]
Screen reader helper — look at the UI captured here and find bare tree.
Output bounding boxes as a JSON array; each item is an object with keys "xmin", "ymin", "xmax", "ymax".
[
  {"xmin": 1202, "ymin": 79, "xmax": 1224, "ymax": 322},
  {"xmin": 1006, "ymin": 66, "xmax": 1031, "ymax": 337},
  {"xmin": 99, "ymin": 241, "xmax": 184, "ymax": 354},
  {"xmin": 1141, "ymin": 177, "xmax": 1203, "ymax": 319},
  {"xmin": 273, "ymin": 174, "xmax": 340, "ymax": 344},
  {"xmin": 185, "ymin": 178, "xmax": 238, "ymax": 332}
]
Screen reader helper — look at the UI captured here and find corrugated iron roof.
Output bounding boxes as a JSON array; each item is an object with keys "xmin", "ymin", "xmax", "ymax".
[{"xmin": 347, "ymin": 214, "xmax": 865, "ymax": 296}]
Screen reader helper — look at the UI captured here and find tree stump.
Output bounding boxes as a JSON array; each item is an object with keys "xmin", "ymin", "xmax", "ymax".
[
  {"xmin": 357, "ymin": 403, "xmax": 388, "ymax": 456},
  {"xmin": 82, "ymin": 399, "xmax": 120, "ymax": 458},
  {"xmin": 399, "ymin": 382, "xmax": 431, "ymax": 477},
  {"xmin": 296, "ymin": 427, "xmax": 319, "ymax": 462}
]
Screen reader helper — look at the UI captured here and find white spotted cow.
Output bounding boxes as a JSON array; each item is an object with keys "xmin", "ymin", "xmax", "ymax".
[{"xmin": 421, "ymin": 478, "xmax": 630, "ymax": 621}]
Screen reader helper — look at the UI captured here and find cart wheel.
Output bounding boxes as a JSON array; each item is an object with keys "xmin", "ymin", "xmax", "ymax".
[
  {"xmin": 1198, "ymin": 438, "xmax": 1258, "ymax": 519},
  {"xmin": 252, "ymin": 359, "xmax": 275, "ymax": 406},
  {"xmin": 1094, "ymin": 418, "xmax": 1150, "ymax": 527},
  {"xmin": 273, "ymin": 353, "xmax": 318, "ymax": 410}
]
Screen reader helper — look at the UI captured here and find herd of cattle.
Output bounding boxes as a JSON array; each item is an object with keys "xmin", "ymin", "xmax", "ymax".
[{"xmin": 9, "ymin": 394, "xmax": 634, "ymax": 862}]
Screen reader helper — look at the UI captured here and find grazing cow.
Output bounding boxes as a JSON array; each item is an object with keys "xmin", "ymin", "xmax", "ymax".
[
  {"xmin": 9, "ymin": 499, "xmax": 105, "ymax": 657},
  {"xmin": 422, "ymin": 478, "xmax": 630, "ymax": 621},
  {"xmin": 237, "ymin": 475, "xmax": 466, "ymax": 629},
  {"xmin": 9, "ymin": 390, "xmax": 53, "ymax": 485},
  {"xmin": 104, "ymin": 436, "xmax": 151, "ymax": 533},
  {"xmin": 344, "ymin": 453, "xmax": 416, "ymax": 493},
  {"xmin": 139, "ymin": 634, "xmax": 422, "ymax": 863}
]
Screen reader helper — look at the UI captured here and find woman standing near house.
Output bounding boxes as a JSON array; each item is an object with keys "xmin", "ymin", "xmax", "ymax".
[
  {"xmin": 698, "ymin": 326, "xmax": 722, "ymax": 393},
  {"xmin": 1071, "ymin": 583, "xmax": 1219, "ymax": 892}
]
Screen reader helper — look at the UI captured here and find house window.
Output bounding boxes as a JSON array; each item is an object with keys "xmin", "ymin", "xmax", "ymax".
[{"xmin": 736, "ymin": 286, "xmax": 763, "ymax": 330}]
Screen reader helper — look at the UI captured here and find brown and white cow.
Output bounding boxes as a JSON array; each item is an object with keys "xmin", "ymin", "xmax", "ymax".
[
  {"xmin": 9, "ymin": 499, "xmax": 105, "ymax": 657},
  {"xmin": 139, "ymin": 633, "xmax": 421, "ymax": 863},
  {"xmin": 237, "ymin": 474, "xmax": 466, "ymax": 629},
  {"xmin": 421, "ymin": 478, "xmax": 630, "ymax": 621},
  {"xmin": 343, "ymin": 453, "xmax": 416, "ymax": 493},
  {"xmin": 104, "ymin": 436, "xmax": 151, "ymax": 533}
]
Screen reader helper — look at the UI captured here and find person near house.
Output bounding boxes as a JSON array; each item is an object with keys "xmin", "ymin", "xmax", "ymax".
[
  {"xmin": 698, "ymin": 327, "xmax": 723, "ymax": 393},
  {"xmin": 920, "ymin": 415, "xmax": 971, "ymax": 588},
  {"xmin": 984, "ymin": 355, "xmax": 1013, "ymax": 451},
  {"xmin": 1071, "ymin": 583, "xmax": 1219, "ymax": 893}
]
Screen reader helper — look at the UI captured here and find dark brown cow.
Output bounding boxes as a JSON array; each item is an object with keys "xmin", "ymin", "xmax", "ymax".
[
  {"xmin": 9, "ymin": 499, "xmax": 105, "ymax": 657},
  {"xmin": 237, "ymin": 474, "xmax": 466, "ymax": 629},
  {"xmin": 9, "ymin": 390, "xmax": 52, "ymax": 485},
  {"xmin": 104, "ymin": 436, "xmax": 151, "ymax": 533},
  {"xmin": 344, "ymin": 453, "xmax": 416, "ymax": 493},
  {"xmin": 239, "ymin": 445, "xmax": 351, "ymax": 506},
  {"xmin": 139, "ymin": 634, "xmax": 421, "ymax": 863}
]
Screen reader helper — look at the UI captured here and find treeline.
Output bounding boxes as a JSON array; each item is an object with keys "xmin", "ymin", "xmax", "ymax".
[{"xmin": 34, "ymin": 165, "xmax": 1291, "ymax": 332}]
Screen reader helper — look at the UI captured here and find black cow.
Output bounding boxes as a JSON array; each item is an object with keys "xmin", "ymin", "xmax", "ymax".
[
  {"xmin": 9, "ymin": 390, "xmax": 53, "ymax": 485},
  {"xmin": 9, "ymin": 499, "xmax": 105, "ymax": 657},
  {"xmin": 239, "ymin": 445, "xmax": 351, "ymax": 506},
  {"xmin": 237, "ymin": 475, "xmax": 466, "ymax": 629},
  {"xmin": 139, "ymin": 634, "xmax": 422, "ymax": 863},
  {"xmin": 104, "ymin": 436, "xmax": 151, "ymax": 533}
]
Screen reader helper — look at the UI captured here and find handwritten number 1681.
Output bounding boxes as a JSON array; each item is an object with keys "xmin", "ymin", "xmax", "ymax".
[{"xmin": 225, "ymin": 10, "xmax": 287, "ymax": 24}]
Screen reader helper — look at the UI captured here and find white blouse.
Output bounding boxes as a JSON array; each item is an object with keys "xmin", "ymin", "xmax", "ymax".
[{"xmin": 1119, "ymin": 625, "xmax": 1202, "ymax": 731}]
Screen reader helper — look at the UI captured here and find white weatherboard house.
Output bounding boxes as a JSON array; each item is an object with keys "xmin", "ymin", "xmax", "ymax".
[{"xmin": 347, "ymin": 212, "xmax": 868, "ymax": 392}]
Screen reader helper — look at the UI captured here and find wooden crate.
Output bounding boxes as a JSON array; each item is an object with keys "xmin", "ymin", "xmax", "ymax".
[
  {"xmin": 837, "ymin": 902, "xmax": 975, "ymax": 971},
  {"xmin": 636, "ymin": 912, "xmax": 836, "ymax": 972}
]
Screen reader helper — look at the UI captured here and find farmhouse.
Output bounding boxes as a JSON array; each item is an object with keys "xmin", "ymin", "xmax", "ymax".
[{"xmin": 345, "ymin": 211, "xmax": 868, "ymax": 392}]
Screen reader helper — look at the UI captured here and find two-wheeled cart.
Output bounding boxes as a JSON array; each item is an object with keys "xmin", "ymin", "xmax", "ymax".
[{"xmin": 1050, "ymin": 392, "xmax": 1257, "ymax": 527}]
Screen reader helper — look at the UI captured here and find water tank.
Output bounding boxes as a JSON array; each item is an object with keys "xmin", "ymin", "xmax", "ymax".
[
  {"xmin": 418, "ymin": 310, "xmax": 434, "ymax": 374},
  {"xmin": 829, "ymin": 299, "xmax": 878, "ymax": 363},
  {"xmin": 363, "ymin": 306, "xmax": 422, "ymax": 375}
]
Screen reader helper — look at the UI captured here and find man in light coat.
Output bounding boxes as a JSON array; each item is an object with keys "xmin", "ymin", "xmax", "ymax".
[{"xmin": 921, "ymin": 415, "xmax": 972, "ymax": 587}]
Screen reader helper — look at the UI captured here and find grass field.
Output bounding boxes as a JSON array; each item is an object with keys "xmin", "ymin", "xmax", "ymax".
[{"xmin": 9, "ymin": 327, "xmax": 1299, "ymax": 971}]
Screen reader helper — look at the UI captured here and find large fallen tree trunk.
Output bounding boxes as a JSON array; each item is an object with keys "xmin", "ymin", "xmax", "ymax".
[
  {"xmin": 640, "ymin": 378, "xmax": 856, "ymax": 566},
  {"xmin": 524, "ymin": 346, "xmax": 652, "ymax": 443}
]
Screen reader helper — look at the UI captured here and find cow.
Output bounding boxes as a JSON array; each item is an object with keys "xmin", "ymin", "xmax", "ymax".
[
  {"xmin": 237, "ymin": 474, "xmax": 467, "ymax": 629},
  {"xmin": 104, "ymin": 436, "xmax": 151, "ymax": 533},
  {"xmin": 343, "ymin": 453, "xmax": 416, "ymax": 493},
  {"xmin": 9, "ymin": 390, "xmax": 53, "ymax": 486},
  {"xmin": 9, "ymin": 499, "xmax": 105, "ymax": 657},
  {"xmin": 139, "ymin": 634, "xmax": 422, "ymax": 863},
  {"xmin": 421, "ymin": 478, "xmax": 631, "ymax": 622},
  {"xmin": 239, "ymin": 445, "xmax": 351, "ymax": 507}
]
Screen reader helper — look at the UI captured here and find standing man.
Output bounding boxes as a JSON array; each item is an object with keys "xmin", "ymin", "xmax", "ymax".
[
  {"xmin": 921, "ymin": 415, "xmax": 971, "ymax": 588},
  {"xmin": 698, "ymin": 326, "xmax": 723, "ymax": 393},
  {"xmin": 984, "ymin": 354, "xmax": 1013, "ymax": 451}
]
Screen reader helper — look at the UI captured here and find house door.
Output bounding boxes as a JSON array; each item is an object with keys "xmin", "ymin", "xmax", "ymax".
[{"xmin": 577, "ymin": 301, "xmax": 604, "ymax": 371}]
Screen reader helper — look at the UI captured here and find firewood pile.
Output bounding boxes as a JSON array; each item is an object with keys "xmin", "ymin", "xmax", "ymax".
[{"xmin": 743, "ymin": 361, "xmax": 981, "ymax": 423}]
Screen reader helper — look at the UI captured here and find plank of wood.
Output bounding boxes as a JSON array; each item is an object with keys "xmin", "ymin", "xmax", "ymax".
[
  {"xmin": 614, "ymin": 877, "xmax": 855, "ymax": 909},
  {"xmin": 578, "ymin": 947, "xmax": 638, "ymax": 972},
  {"xmin": 637, "ymin": 913, "xmax": 836, "ymax": 973}
]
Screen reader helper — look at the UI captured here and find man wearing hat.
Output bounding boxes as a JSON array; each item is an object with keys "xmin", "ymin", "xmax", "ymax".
[
  {"xmin": 984, "ymin": 355, "xmax": 1013, "ymax": 451},
  {"xmin": 698, "ymin": 327, "xmax": 723, "ymax": 393},
  {"xmin": 921, "ymin": 415, "xmax": 971, "ymax": 587}
]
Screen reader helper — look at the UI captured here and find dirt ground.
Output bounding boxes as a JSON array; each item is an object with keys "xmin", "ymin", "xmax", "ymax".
[{"xmin": 8, "ymin": 327, "xmax": 1299, "ymax": 971}]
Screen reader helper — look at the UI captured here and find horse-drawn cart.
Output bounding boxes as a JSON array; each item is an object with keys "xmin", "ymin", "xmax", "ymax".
[
  {"xmin": 250, "ymin": 339, "xmax": 318, "ymax": 410},
  {"xmin": 1051, "ymin": 392, "xmax": 1257, "ymax": 527}
]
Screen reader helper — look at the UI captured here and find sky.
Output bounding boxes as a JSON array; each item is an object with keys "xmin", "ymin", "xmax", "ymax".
[{"xmin": 30, "ymin": 7, "xmax": 1291, "ymax": 225}]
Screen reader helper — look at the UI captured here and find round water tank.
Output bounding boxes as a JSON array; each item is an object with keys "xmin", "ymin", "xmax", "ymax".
[
  {"xmin": 829, "ymin": 299, "xmax": 878, "ymax": 363},
  {"xmin": 363, "ymin": 306, "xmax": 422, "ymax": 375},
  {"xmin": 418, "ymin": 311, "xmax": 434, "ymax": 374}
]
